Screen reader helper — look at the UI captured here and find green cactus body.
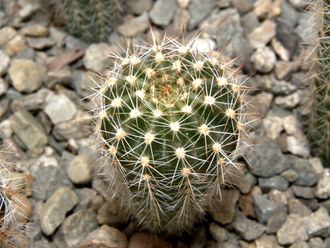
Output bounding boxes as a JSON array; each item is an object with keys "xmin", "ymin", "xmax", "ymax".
[
  {"xmin": 308, "ymin": 0, "xmax": 330, "ymax": 165},
  {"xmin": 56, "ymin": 0, "xmax": 121, "ymax": 43},
  {"xmin": 95, "ymin": 36, "xmax": 246, "ymax": 234}
]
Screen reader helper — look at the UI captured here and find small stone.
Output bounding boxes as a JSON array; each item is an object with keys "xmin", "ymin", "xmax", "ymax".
[
  {"xmin": 68, "ymin": 154, "xmax": 95, "ymax": 185},
  {"xmin": 303, "ymin": 207, "xmax": 330, "ymax": 237},
  {"xmin": 75, "ymin": 188, "xmax": 98, "ymax": 210},
  {"xmin": 286, "ymin": 134, "xmax": 310, "ymax": 158},
  {"xmin": 289, "ymin": 0, "xmax": 310, "ymax": 8},
  {"xmin": 97, "ymin": 201, "xmax": 123, "ymax": 226},
  {"xmin": 128, "ymin": 233, "xmax": 172, "ymax": 248},
  {"xmin": 255, "ymin": 235, "xmax": 282, "ymax": 248},
  {"xmin": 246, "ymin": 139, "xmax": 288, "ymax": 177},
  {"xmin": 276, "ymin": 19, "xmax": 299, "ymax": 57},
  {"xmin": 46, "ymin": 66, "xmax": 72, "ymax": 88},
  {"xmin": 282, "ymin": 114, "xmax": 300, "ymax": 134},
  {"xmin": 129, "ymin": 0, "xmax": 153, "ymax": 14},
  {"xmin": 188, "ymin": 0, "xmax": 216, "ymax": 30},
  {"xmin": 248, "ymin": 20, "xmax": 276, "ymax": 49},
  {"xmin": 275, "ymin": 61, "xmax": 293, "ymax": 79},
  {"xmin": 254, "ymin": 0, "xmax": 272, "ymax": 19},
  {"xmin": 189, "ymin": 38, "xmax": 217, "ymax": 53},
  {"xmin": 277, "ymin": 214, "xmax": 308, "ymax": 245},
  {"xmin": 209, "ymin": 222, "xmax": 229, "ymax": 242},
  {"xmin": 83, "ymin": 43, "xmax": 113, "ymax": 72},
  {"xmin": 239, "ymin": 193, "xmax": 256, "ymax": 218},
  {"xmin": 27, "ymin": 37, "xmax": 55, "ymax": 50},
  {"xmin": 117, "ymin": 13, "xmax": 149, "ymax": 37},
  {"xmin": 315, "ymin": 169, "xmax": 330, "ymax": 199},
  {"xmin": 280, "ymin": 0, "xmax": 300, "ymax": 27},
  {"xmin": 44, "ymin": 94, "xmax": 77, "ymax": 124},
  {"xmin": 9, "ymin": 59, "xmax": 45, "ymax": 93},
  {"xmin": 286, "ymin": 156, "xmax": 318, "ymax": 186},
  {"xmin": 21, "ymin": 23, "xmax": 48, "ymax": 37},
  {"xmin": 237, "ymin": 172, "xmax": 256, "ymax": 194},
  {"xmin": 271, "ymin": 38, "xmax": 290, "ymax": 61},
  {"xmin": 62, "ymin": 209, "xmax": 98, "ymax": 247},
  {"xmin": 0, "ymin": 50, "xmax": 9, "ymax": 76},
  {"xmin": 79, "ymin": 225, "xmax": 128, "ymax": 248},
  {"xmin": 241, "ymin": 11, "xmax": 260, "ymax": 33},
  {"xmin": 259, "ymin": 176, "xmax": 289, "ymax": 193},
  {"xmin": 0, "ymin": 26, "xmax": 17, "ymax": 45},
  {"xmin": 11, "ymin": 110, "xmax": 48, "ymax": 154},
  {"xmin": 309, "ymin": 237, "xmax": 325, "ymax": 248},
  {"xmin": 233, "ymin": 212, "xmax": 266, "ymax": 241},
  {"xmin": 18, "ymin": 0, "xmax": 39, "ymax": 19},
  {"xmin": 171, "ymin": 8, "xmax": 190, "ymax": 33},
  {"xmin": 251, "ymin": 47, "xmax": 276, "ymax": 73},
  {"xmin": 149, "ymin": 0, "xmax": 177, "ymax": 27},
  {"xmin": 290, "ymin": 242, "xmax": 309, "ymax": 248},
  {"xmin": 281, "ymin": 169, "xmax": 299, "ymax": 182},
  {"xmin": 230, "ymin": 0, "xmax": 255, "ymax": 14},
  {"xmin": 253, "ymin": 195, "xmax": 278, "ymax": 224},
  {"xmin": 4, "ymin": 35, "xmax": 27, "ymax": 55},
  {"xmin": 53, "ymin": 110, "xmax": 91, "ymax": 141},
  {"xmin": 275, "ymin": 91, "xmax": 302, "ymax": 109},
  {"xmin": 288, "ymin": 199, "xmax": 312, "ymax": 216},
  {"xmin": 40, "ymin": 187, "xmax": 78, "ymax": 236},
  {"xmin": 292, "ymin": 186, "xmax": 315, "ymax": 199},
  {"xmin": 177, "ymin": 0, "xmax": 191, "ymax": 8},
  {"xmin": 210, "ymin": 190, "xmax": 239, "ymax": 225},
  {"xmin": 267, "ymin": 207, "xmax": 287, "ymax": 233},
  {"xmin": 0, "ymin": 78, "xmax": 8, "ymax": 96}
]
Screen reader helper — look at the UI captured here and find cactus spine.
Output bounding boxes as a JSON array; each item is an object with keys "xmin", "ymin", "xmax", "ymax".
[
  {"xmin": 94, "ymin": 34, "xmax": 247, "ymax": 235},
  {"xmin": 307, "ymin": 0, "xmax": 330, "ymax": 165},
  {"xmin": 52, "ymin": 0, "xmax": 122, "ymax": 43}
]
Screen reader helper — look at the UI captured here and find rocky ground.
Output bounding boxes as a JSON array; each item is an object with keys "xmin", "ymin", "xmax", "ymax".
[{"xmin": 0, "ymin": 0, "xmax": 330, "ymax": 247}]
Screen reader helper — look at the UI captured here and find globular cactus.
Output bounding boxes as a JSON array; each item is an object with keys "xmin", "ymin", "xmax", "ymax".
[
  {"xmin": 306, "ymin": 0, "xmax": 330, "ymax": 166},
  {"xmin": 45, "ymin": 0, "xmax": 122, "ymax": 43},
  {"xmin": 94, "ymin": 34, "xmax": 247, "ymax": 235},
  {"xmin": 0, "ymin": 157, "xmax": 29, "ymax": 247}
]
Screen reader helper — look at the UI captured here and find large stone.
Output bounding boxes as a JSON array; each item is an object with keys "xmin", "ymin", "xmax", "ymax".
[
  {"xmin": 11, "ymin": 110, "xmax": 48, "ymax": 154},
  {"xmin": 9, "ymin": 59, "xmax": 45, "ymax": 93},
  {"xmin": 117, "ymin": 13, "xmax": 149, "ymax": 37},
  {"xmin": 246, "ymin": 139, "xmax": 287, "ymax": 177},
  {"xmin": 149, "ymin": 0, "xmax": 177, "ymax": 27},
  {"xmin": 248, "ymin": 20, "xmax": 276, "ymax": 49},
  {"xmin": 0, "ymin": 26, "xmax": 17, "ymax": 45},
  {"xmin": 40, "ymin": 187, "xmax": 79, "ymax": 236},
  {"xmin": 79, "ymin": 225, "xmax": 128, "ymax": 248},
  {"xmin": 62, "ymin": 209, "xmax": 98, "ymax": 247},
  {"xmin": 44, "ymin": 94, "xmax": 77, "ymax": 124},
  {"xmin": 188, "ymin": 0, "xmax": 217, "ymax": 30},
  {"xmin": 277, "ymin": 214, "xmax": 308, "ymax": 245},
  {"xmin": 233, "ymin": 212, "xmax": 266, "ymax": 241}
]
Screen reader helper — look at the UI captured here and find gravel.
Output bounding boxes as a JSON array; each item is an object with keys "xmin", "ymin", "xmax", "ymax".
[{"xmin": 0, "ymin": 0, "xmax": 329, "ymax": 247}]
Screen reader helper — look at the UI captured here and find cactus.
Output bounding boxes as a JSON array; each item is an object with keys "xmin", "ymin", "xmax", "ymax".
[
  {"xmin": 45, "ymin": 0, "xmax": 122, "ymax": 43},
  {"xmin": 306, "ymin": 0, "xmax": 330, "ymax": 166},
  {"xmin": 94, "ymin": 34, "xmax": 248, "ymax": 235},
  {"xmin": 0, "ymin": 156, "xmax": 29, "ymax": 247}
]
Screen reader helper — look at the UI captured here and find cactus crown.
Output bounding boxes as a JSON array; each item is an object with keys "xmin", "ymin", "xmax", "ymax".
[{"xmin": 94, "ymin": 34, "xmax": 247, "ymax": 234}]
